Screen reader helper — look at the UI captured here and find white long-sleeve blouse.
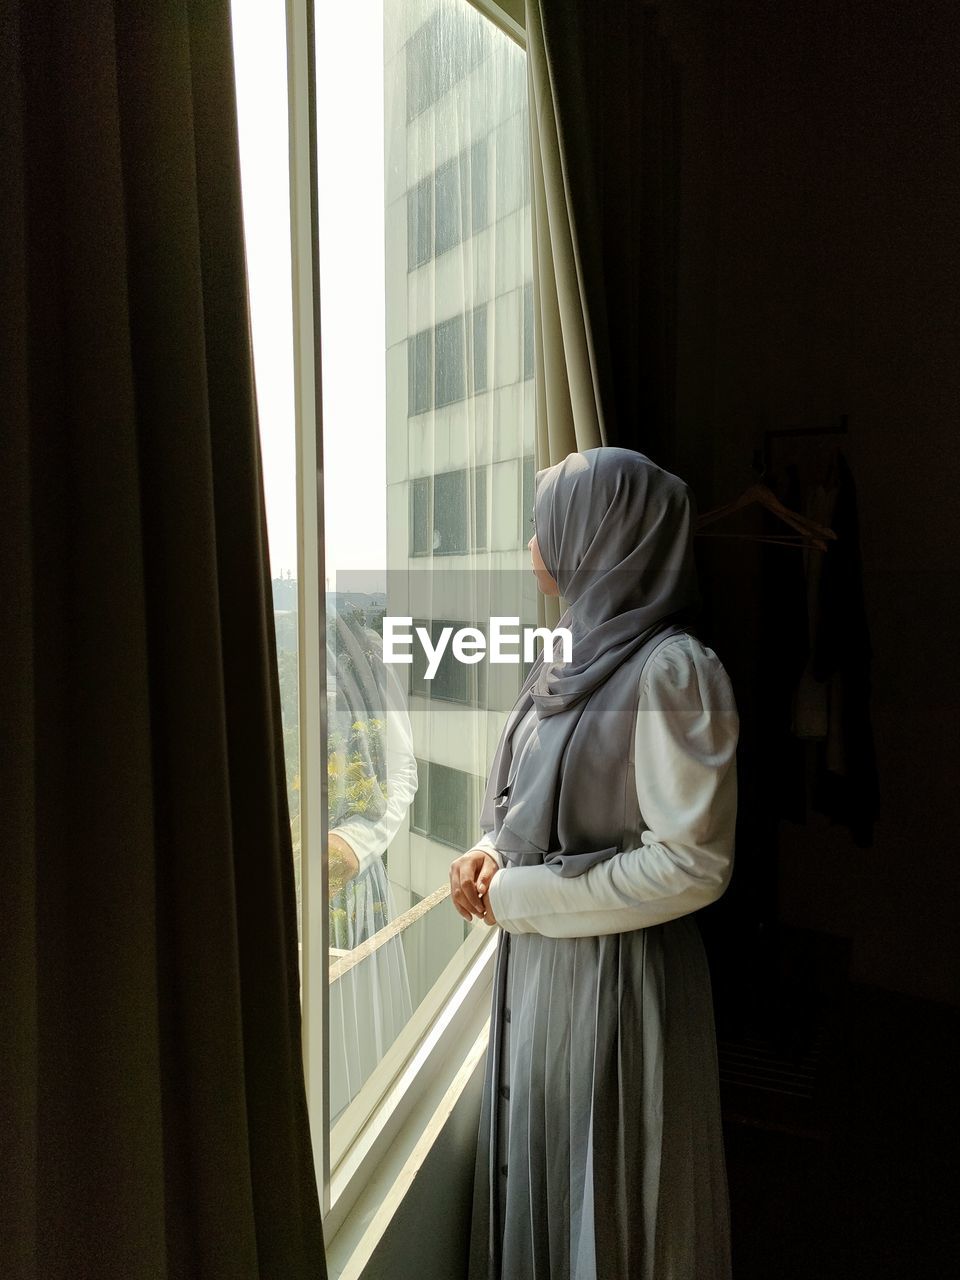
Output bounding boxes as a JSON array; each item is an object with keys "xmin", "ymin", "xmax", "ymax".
[
  {"xmin": 476, "ymin": 633, "xmax": 739, "ymax": 938},
  {"xmin": 328, "ymin": 657, "xmax": 419, "ymax": 876}
]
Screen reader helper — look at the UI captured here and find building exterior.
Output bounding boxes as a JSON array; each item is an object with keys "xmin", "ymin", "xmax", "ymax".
[{"xmin": 382, "ymin": 0, "xmax": 537, "ymax": 956}]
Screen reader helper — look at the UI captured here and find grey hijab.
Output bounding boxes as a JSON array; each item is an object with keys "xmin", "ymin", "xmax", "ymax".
[{"xmin": 478, "ymin": 447, "xmax": 702, "ymax": 863}]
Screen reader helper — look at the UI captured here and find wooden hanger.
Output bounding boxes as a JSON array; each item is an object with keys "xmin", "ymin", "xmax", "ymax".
[{"xmin": 695, "ymin": 480, "xmax": 838, "ymax": 552}]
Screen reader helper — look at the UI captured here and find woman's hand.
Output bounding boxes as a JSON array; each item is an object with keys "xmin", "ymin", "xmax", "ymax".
[
  {"xmin": 449, "ymin": 849, "xmax": 500, "ymax": 925},
  {"xmin": 328, "ymin": 832, "xmax": 360, "ymax": 895}
]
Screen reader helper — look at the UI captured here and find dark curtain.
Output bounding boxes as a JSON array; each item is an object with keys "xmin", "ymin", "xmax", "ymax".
[
  {"xmin": 0, "ymin": 1, "xmax": 326, "ymax": 1276},
  {"xmin": 526, "ymin": 0, "xmax": 681, "ymax": 465}
]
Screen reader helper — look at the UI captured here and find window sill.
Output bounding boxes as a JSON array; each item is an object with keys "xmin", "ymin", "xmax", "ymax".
[{"xmin": 323, "ymin": 929, "xmax": 496, "ymax": 1274}]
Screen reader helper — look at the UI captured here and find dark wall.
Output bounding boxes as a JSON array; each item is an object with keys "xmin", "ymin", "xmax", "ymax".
[{"xmin": 655, "ymin": 0, "xmax": 960, "ymax": 1004}]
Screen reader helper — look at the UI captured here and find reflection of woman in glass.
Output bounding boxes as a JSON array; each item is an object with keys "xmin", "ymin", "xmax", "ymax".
[
  {"xmin": 452, "ymin": 449, "xmax": 739, "ymax": 1279},
  {"xmin": 326, "ymin": 606, "xmax": 417, "ymax": 1117}
]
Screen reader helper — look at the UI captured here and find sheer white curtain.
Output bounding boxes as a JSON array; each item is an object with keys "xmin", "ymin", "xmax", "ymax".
[{"xmin": 315, "ymin": 0, "xmax": 537, "ymax": 1138}]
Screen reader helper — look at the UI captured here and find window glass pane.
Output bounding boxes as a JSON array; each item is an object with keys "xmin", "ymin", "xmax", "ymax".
[
  {"xmin": 405, "ymin": 14, "xmax": 438, "ymax": 121},
  {"xmin": 434, "ymin": 155, "xmax": 462, "ymax": 257},
  {"xmin": 432, "ymin": 468, "xmax": 467, "ymax": 553},
  {"xmin": 407, "ymin": 177, "xmax": 433, "ymax": 269},
  {"xmin": 314, "ymin": 0, "xmax": 536, "ymax": 1162},
  {"xmin": 434, "ymin": 313, "xmax": 466, "ymax": 408},
  {"xmin": 410, "ymin": 475, "xmax": 432, "ymax": 555},
  {"xmin": 408, "ymin": 327, "xmax": 433, "ymax": 414},
  {"xmin": 475, "ymin": 465, "xmax": 488, "ymax": 550},
  {"xmin": 470, "ymin": 138, "xmax": 488, "ymax": 233},
  {"xmin": 410, "ymin": 758, "xmax": 477, "ymax": 849},
  {"xmin": 406, "ymin": 8, "xmax": 487, "ymax": 121},
  {"xmin": 230, "ymin": 0, "xmax": 301, "ymax": 929},
  {"xmin": 472, "ymin": 303, "xmax": 488, "ymax": 393},
  {"xmin": 409, "ymin": 617, "xmax": 485, "ymax": 704}
]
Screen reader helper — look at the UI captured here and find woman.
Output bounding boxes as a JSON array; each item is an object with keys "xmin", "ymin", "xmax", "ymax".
[{"xmin": 450, "ymin": 447, "xmax": 739, "ymax": 1280}]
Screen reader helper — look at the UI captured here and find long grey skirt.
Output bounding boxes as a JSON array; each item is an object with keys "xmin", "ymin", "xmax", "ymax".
[{"xmin": 467, "ymin": 914, "xmax": 732, "ymax": 1280}]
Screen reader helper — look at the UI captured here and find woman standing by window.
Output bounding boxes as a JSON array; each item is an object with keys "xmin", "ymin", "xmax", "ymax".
[{"xmin": 451, "ymin": 447, "xmax": 738, "ymax": 1279}]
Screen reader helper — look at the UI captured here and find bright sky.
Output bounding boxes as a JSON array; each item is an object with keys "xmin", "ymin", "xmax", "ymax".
[{"xmin": 231, "ymin": 0, "xmax": 387, "ymax": 587}]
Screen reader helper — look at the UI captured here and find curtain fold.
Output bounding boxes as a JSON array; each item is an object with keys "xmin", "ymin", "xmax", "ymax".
[
  {"xmin": 525, "ymin": 0, "xmax": 681, "ymax": 466},
  {"xmin": 525, "ymin": 0, "xmax": 681, "ymax": 630},
  {"xmin": 0, "ymin": 1, "xmax": 326, "ymax": 1276}
]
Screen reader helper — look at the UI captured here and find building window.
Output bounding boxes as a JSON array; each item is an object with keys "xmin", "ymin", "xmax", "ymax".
[
  {"xmin": 474, "ymin": 459, "xmax": 488, "ymax": 550},
  {"xmin": 408, "ymin": 326, "xmax": 434, "ymax": 416},
  {"xmin": 433, "ymin": 468, "xmax": 467, "ymax": 553},
  {"xmin": 434, "ymin": 154, "xmax": 463, "ymax": 257},
  {"xmin": 408, "ymin": 305, "xmax": 487, "ymax": 415},
  {"xmin": 409, "ymin": 141, "xmax": 489, "ymax": 271},
  {"xmin": 407, "ymin": 176, "xmax": 433, "ymax": 270},
  {"xmin": 410, "ymin": 475, "xmax": 432, "ymax": 556},
  {"xmin": 410, "ymin": 758, "xmax": 480, "ymax": 849},
  {"xmin": 471, "ymin": 138, "xmax": 488, "ymax": 233},
  {"xmin": 410, "ymin": 466, "xmax": 487, "ymax": 557},
  {"xmin": 472, "ymin": 304, "xmax": 488, "ymax": 394},
  {"xmin": 435, "ymin": 314, "xmax": 466, "ymax": 408},
  {"xmin": 405, "ymin": 9, "xmax": 487, "ymax": 123},
  {"xmin": 409, "ymin": 617, "xmax": 488, "ymax": 706}
]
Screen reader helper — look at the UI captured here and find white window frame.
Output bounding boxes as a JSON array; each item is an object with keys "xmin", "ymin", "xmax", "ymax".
[{"xmin": 284, "ymin": 0, "xmax": 526, "ymax": 1238}]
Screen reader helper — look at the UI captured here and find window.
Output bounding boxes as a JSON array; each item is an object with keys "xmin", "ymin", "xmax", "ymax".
[
  {"xmin": 408, "ymin": 327, "xmax": 433, "ymax": 415},
  {"xmin": 410, "ymin": 475, "xmax": 433, "ymax": 556},
  {"xmin": 434, "ymin": 314, "xmax": 465, "ymax": 407},
  {"xmin": 230, "ymin": 0, "xmax": 302, "ymax": 922},
  {"xmin": 471, "ymin": 138, "xmax": 489, "ymax": 233},
  {"xmin": 407, "ymin": 176, "xmax": 433, "ymax": 269},
  {"xmin": 408, "ymin": 617, "xmax": 488, "ymax": 706},
  {"xmin": 410, "ymin": 758, "xmax": 481, "ymax": 850},
  {"xmin": 240, "ymin": 0, "xmax": 536, "ymax": 1229},
  {"xmin": 473, "ymin": 304, "xmax": 488, "ymax": 393},
  {"xmin": 434, "ymin": 155, "xmax": 463, "ymax": 257},
  {"xmin": 405, "ymin": 8, "xmax": 487, "ymax": 122},
  {"xmin": 407, "ymin": 304, "xmax": 488, "ymax": 415},
  {"xmin": 415, "ymin": 142, "xmax": 488, "ymax": 266},
  {"xmin": 410, "ymin": 466, "xmax": 487, "ymax": 557},
  {"xmin": 474, "ymin": 462, "xmax": 488, "ymax": 548}
]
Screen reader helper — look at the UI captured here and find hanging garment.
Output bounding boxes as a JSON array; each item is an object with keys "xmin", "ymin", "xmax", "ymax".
[
  {"xmin": 806, "ymin": 451, "xmax": 880, "ymax": 846},
  {"xmin": 468, "ymin": 630, "xmax": 738, "ymax": 1280},
  {"xmin": 791, "ymin": 476, "xmax": 839, "ymax": 740},
  {"xmin": 778, "ymin": 449, "xmax": 879, "ymax": 845},
  {"xmin": 757, "ymin": 474, "xmax": 810, "ymax": 827}
]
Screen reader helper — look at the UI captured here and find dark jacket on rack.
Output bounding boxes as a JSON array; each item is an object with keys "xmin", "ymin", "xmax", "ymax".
[{"xmin": 807, "ymin": 450, "xmax": 880, "ymax": 847}]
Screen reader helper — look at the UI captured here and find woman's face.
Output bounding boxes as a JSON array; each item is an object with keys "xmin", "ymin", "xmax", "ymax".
[{"xmin": 528, "ymin": 533, "xmax": 560, "ymax": 596}]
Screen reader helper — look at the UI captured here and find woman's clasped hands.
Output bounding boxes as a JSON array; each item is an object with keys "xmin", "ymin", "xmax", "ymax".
[{"xmin": 449, "ymin": 849, "xmax": 500, "ymax": 927}]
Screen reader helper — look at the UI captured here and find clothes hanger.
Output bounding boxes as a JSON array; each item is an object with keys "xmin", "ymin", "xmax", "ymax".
[{"xmin": 695, "ymin": 469, "xmax": 838, "ymax": 552}]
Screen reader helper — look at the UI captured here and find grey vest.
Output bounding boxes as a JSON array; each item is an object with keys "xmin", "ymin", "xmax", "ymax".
[{"xmin": 482, "ymin": 623, "xmax": 691, "ymax": 876}]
